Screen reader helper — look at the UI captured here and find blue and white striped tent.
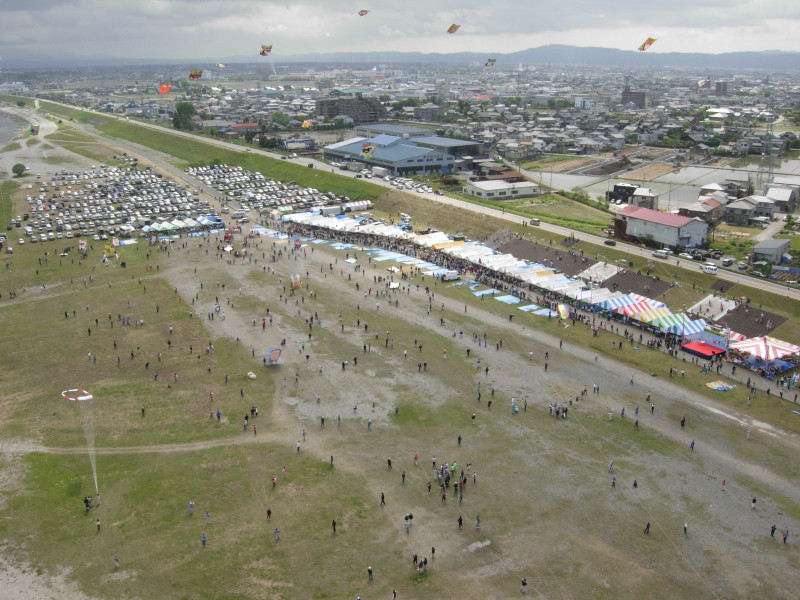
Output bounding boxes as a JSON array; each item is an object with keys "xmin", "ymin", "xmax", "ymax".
[
  {"xmin": 658, "ymin": 313, "xmax": 708, "ymax": 335},
  {"xmin": 597, "ymin": 294, "xmax": 636, "ymax": 310}
]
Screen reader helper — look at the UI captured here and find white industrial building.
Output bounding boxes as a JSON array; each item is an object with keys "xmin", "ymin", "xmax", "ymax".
[{"xmin": 462, "ymin": 180, "xmax": 540, "ymax": 200}]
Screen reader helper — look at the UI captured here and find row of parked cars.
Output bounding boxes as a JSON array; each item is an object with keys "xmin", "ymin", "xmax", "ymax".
[
  {"xmin": 186, "ymin": 164, "xmax": 351, "ymax": 215},
  {"xmin": 8, "ymin": 165, "xmax": 216, "ymax": 246}
]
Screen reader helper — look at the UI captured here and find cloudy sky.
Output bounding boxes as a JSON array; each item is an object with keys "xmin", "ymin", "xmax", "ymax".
[{"xmin": 1, "ymin": 0, "xmax": 798, "ymax": 64}]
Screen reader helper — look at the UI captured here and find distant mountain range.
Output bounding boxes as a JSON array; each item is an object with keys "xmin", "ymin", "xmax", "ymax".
[{"xmin": 4, "ymin": 44, "xmax": 799, "ymax": 71}]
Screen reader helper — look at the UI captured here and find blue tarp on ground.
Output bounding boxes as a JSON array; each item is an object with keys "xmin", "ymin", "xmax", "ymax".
[
  {"xmin": 517, "ymin": 304, "xmax": 541, "ymax": 312},
  {"xmin": 473, "ymin": 289, "xmax": 500, "ymax": 296},
  {"xmin": 533, "ymin": 309, "xmax": 558, "ymax": 317},
  {"xmin": 495, "ymin": 295, "xmax": 522, "ymax": 304},
  {"xmin": 453, "ymin": 280, "xmax": 478, "ymax": 286}
]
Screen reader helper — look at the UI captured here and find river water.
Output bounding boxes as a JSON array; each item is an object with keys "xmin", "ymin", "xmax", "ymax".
[{"xmin": 0, "ymin": 112, "xmax": 27, "ymax": 148}]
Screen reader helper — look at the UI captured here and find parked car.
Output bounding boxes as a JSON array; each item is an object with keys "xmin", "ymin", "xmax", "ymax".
[
  {"xmin": 678, "ymin": 253, "xmax": 694, "ymax": 260},
  {"xmin": 604, "ymin": 239, "xmax": 616, "ymax": 246}
]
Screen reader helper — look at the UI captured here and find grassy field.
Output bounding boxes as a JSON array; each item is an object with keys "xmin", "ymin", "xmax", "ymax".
[
  {"xmin": 45, "ymin": 128, "xmax": 121, "ymax": 165},
  {"xmin": 2, "ymin": 167, "xmax": 800, "ymax": 600}
]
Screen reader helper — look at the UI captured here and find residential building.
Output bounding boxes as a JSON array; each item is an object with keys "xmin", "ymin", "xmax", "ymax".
[
  {"xmin": 413, "ymin": 103, "xmax": 443, "ymax": 121},
  {"xmin": 316, "ymin": 93, "xmax": 387, "ymax": 122},
  {"xmin": 751, "ymin": 239, "xmax": 790, "ymax": 264},
  {"xmin": 615, "ymin": 205, "xmax": 708, "ymax": 249},
  {"xmin": 764, "ymin": 184, "xmax": 799, "ymax": 213},
  {"xmin": 725, "ymin": 195, "xmax": 775, "ymax": 226}
]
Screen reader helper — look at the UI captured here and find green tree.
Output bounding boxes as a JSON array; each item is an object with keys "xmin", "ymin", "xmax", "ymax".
[
  {"xmin": 172, "ymin": 102, "xmax": 196, "ymax": 130},
  {"xmin": 11, "ymin": 163, "xmax": 27, "ymax": 177},
  {"xmin": 259, "ymin": 136, "xmax": 281, "ymax": 149},
  {"xmin": 16, "ymin": 101, "xmax": 25, "ymax": 108},
  {"xmin": 244, "ymin": 131, "xmax": 256, "ymax": 144}
]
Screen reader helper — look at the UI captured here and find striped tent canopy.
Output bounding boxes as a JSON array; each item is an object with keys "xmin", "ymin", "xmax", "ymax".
[
  {"xmin": 718, "ymin": 328, "xmax": 747, "ymax": 342},
  {"xmin": 633, "ymin": 306, "xmax": 673, "ymax": 324},
  {"xmin": 628, "ymin": 293, "xmax": 667, "ymax": 308},
  {"xmin": 657, "ymin": 313, "xmax": 707, "ymax": 334},
  {"xmin": 597, "ymin": 293, "xmax": 635, "ymax": 310},
  {"xmin": 729, "ymin": 336, "xmax": 800, "ymax": 361},
  {"xmin": 661, "ymin": 316, "xmax": 708, "ymax": 335},
  {"xmin": 617, "ymin": 300, "xmax": 655, "ymax": 316}
]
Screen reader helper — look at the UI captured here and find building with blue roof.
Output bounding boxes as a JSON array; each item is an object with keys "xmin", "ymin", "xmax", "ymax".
[{"xmin": 323, "ymin": 133, "xmax": 455, "ymax": 176}]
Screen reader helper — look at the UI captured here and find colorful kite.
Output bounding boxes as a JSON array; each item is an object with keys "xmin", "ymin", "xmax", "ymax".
[
  {"xmin": 557, "ymin": 304, "xmax": 569, "ymax": 320},
  {"xmin": 301, "ymin": 120, "xmax": 314, "ymax": 128},
  {"xmin": 358, "ymin": 9, "xmax": 370, "ymax": 16},
  {"xmin": 158, "ymin": 84, "xmax": 172, "ymax": 94},
  {"xmin": 485, "ymin": 58, "xmax": 496, "ymax": 67},
  {"xmin": 215, "ymin": 63, "xmax": 228, "ymax": 68},
  {"xmin": 260, "ymin": 44, "xmax": 273, "ymax": 56},
  {"xmin": 359, "ymin": 143, "xmax": 376, "ymax": 159},
  {"xmin": 637, "ymin": 37, "xmax": 656, "ymax": 51},
  {"xmin": 28, "ymin": 125, "xmax": 40, "ymax": 135},
  {"xmin": 447, "ymin": 24, "xmax": 460, "ymax": 34},
  {"xmin": 188, "ymin": 69, "xmax": 203, "ymax": 80},
  {"xmin": 265, "ymin": 348, "xmax": 283, "ymax": 365}
]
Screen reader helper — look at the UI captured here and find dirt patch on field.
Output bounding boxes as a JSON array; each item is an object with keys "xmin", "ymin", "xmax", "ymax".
[{"xmin": 624, "ymin": 162, "xmax": 676, "ymax": 181}]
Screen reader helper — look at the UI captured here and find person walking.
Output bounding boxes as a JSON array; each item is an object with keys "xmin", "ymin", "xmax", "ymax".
[
  {"xmin": 458, "ymin": 516, "xmax": 463, "ymax": 529},
  {"xmin": 113, "ymin": 555, "xmax": 119, "ymax": 569},
  {"xmin": 680, "ymin": 417, "xmax": 686, "ymax": 428},
  {"xmin": 96, "ymin": 518, "xmax": 101, "ymax": 532},
  {"xmin": 475, "ymin": 515, "xmax": 481, "ymax": 529},
  {"xmin": 273, "ymin": 527, "xmax": 280, "ymax": 541},
  {"xmin": 401, "ymin": 471, "xmax": 406, "ymax": 484},
  {"xmin": 332, "ymin": 519, "xmax": 337, "ymax": 533},
  {"xmin": 690, "ymin": 440, "xmax": 695, "ymax": 451},
  {"xmin": 771, "ymin": 524, "xmax": 777, "ymax": 537},
  {"xmin": 201, "ymin": 532, "xmax": 206, "ymax": 547},
  {"xmin": 521, "ymin": 578, "xmax": 528, "ymax": 593},
  {"xmin": 752, "ymin": 497, "xmax": 757, "ymax": 510},
  {"xmin": 612, "ymin": 476, "xmax": 616, "ymax": 488},
  {"xmin": 644, "ymin": 522, "xmax": 651, "ymax": 534},
  {"xmin": 684, "ymin": 522, "xmax": 688, "ymax": 535},
  {"xmin": 380, "ymin": 492, "xmax": 385, "ymax": 506},
  {"xmin": 367, "ymin": 566, "xmax": 373, "ymax": 581},
  {"xmin": 783, "ymin": 530, "xmax": 789, "ymax": 544}
]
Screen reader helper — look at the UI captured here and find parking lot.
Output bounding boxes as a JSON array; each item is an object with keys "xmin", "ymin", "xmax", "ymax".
[{"xmin": 6, "ymin": 158, "xmax": 220, "ymax": 247}]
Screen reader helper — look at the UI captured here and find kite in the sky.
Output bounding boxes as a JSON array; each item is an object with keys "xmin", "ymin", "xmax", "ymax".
[
  {"xmin": 158, "ymin": 84, "xmax": 172, "ymax": 94},
  {"xmin": 215, "ymin": 63, "xmax": 228, "ymax": 68},
  {"xmin": 260, "ymin": 44, "xmax": 273, "ymax": 56},
  {"xmin": 485, "ymin": 58, "xmax": 496, "ymax": 67},
  {"xmin": 301, "ymin": 120, "xmax": 314, "ymax": 128},
  {"xmin": 358, "ymin": 10, "xmax": 370, "ymax": 16},
  {"xmin": 188, "ymin": 69, "xmax": 203, "ymax": 80},
  {"xmin": 359, "ymin": 143, "xmax": 376, "ymax": 159},
  {"xmin": 447, "ymin": 24, "xmax": 460, "ymax": 34},
  {"xmin": 29, "ymin": 125, "xmax": 39, "ymax": 135},
  {"xmin": 637, "ymin": 37, "xmax": 656, "ymax": 51}
]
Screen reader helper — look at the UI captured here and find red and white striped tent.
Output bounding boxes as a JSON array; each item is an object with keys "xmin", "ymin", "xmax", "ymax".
[
  {"xmin": 616, "ymin": 301, "xmax": 655, "ymax": 317},
  {"xmin": 728, "ymin": 336, "xmax": 800, "ymax": 361}
]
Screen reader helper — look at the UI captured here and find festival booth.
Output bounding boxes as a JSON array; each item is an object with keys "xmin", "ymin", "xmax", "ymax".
[
  {"xmin": 681, "ymin": 340, "xmax": 726, "ymax": 360},
  {"xmin": 727, "ymin": 337, "xmax": 800, "ymax": 377}
]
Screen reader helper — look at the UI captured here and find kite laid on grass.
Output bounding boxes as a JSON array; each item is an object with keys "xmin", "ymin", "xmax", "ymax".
[
  {"xmin": 260, "ymin": 44, "xmax": 273, "ymax": 56},
  {"xmin": 638, "ymin": 37, "xmax": 656, "ymax": 51},
  {"xmin": 188, "ymin": 69, "xmax": 203, "ymax": 80},
  {"xmin": 447, "ymin": 24, "xmax": 461, "ymax": 34},
  {"xmin": 158, "ymin": 84, "xmax": 172, "ymax": 94},
  {"xmin": 358, "ymin": 10, "xmax": 370, "ymax": 16}
]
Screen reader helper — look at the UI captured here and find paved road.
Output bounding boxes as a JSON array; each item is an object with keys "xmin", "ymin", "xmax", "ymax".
[{"xmin": 31, "ymin": 100, "xmax": 800, "ymax": 301}]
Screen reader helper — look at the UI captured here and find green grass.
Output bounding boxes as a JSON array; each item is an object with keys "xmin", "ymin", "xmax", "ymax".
[
  {"xmin": 46, "ymin": 129, "xmax": 120, "ymax": 165},
  {"xmin": 91, "ymin": 118, "xmax": 385, "ymax": 200},
  {"xmin": 2, "ymin": 141, "xmax": 22, "ymax": 152}
]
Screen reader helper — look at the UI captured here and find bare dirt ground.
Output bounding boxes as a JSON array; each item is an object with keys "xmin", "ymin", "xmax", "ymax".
[{"xmin": 624, "ymin": 162, "xmax": 676, "ymax": 181}]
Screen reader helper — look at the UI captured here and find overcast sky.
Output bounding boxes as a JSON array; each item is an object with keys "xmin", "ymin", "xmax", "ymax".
[{"xmin": 1, "ymin": 0, "xmax": 798, "ymax": 64}]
